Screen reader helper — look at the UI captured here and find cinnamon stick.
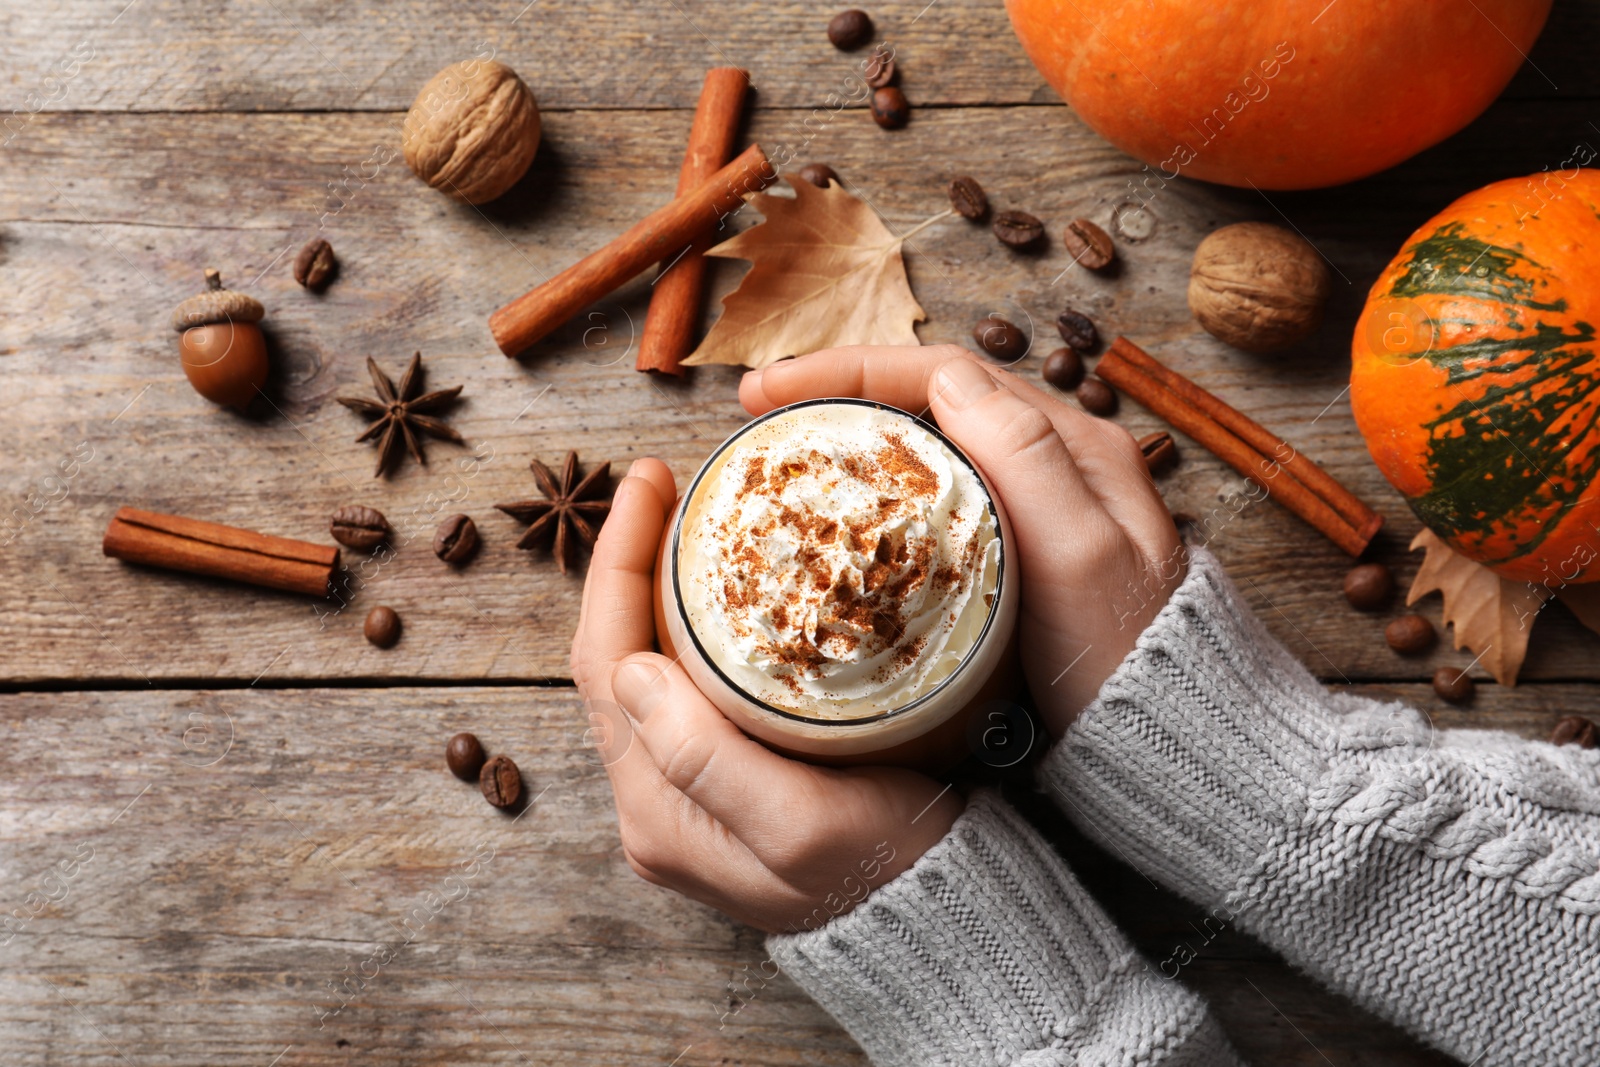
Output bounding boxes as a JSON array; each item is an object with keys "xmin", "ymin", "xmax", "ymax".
[
  {"xmin": 1107, "ymin": 337, "xmax": 1383, "ymax": 539},
  {"xmin": 1096, "ymin": 340, "xmax": 1384, "ymax": 557},
  {"xmin": 103, "ymin": 507, "xmax": 340, "ymax": 597},
  {"xmin": 636, "ymin": 68, "xmax": 750, "ymax": 376},
  {"xmin": 490, "ymin": 142, "xmax": 776, "ymax": 359}
]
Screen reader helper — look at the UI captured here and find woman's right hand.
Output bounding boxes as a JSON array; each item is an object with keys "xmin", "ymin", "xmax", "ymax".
[{"xmin": 740, "ymin": 344, "xmax": 1188, "ymax": 739}]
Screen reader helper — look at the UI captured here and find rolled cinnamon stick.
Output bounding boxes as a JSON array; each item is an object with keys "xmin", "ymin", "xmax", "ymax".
[
  {"xmin": 103, "ymin": 507, "xmax": 339, "ymax": 597},
  {"xmin": 1107, "ymin": 337, "xmax": 1384, "ymax": 540},
  {"xmin": 637, "ymin": 68, "xmax": 750, "ymax": 376},
  {"xmin": 490, "ymin": 142, "xmax": 776, "ymax": 359},
  {"xmin": 1096, "ymin": 342, "xmax": 1383, "ymax": 557}
]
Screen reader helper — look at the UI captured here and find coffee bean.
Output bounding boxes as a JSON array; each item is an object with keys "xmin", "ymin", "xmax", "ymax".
[
  {"xmin": 1056, "ymin": 308, "xmax": 1100, "ymax": 353},
  {"xmin": 992, "ymin": 210, "xmax": 1045, "ymax": 250},
  {"xmin": 863, "ymin": 46, "xmax": 897, "ymax": 88},
  {"xmin": 827, "ymin": 8, "xmax": 873, "ymax": 49},
  {"xmin": 1063, "ymin": 217, "xmax": 1115, "ymax": 270},
  {"xmin": 1551, "ymin": 715, "xmax": 1599, "ymax": 748},
  {"xmin": 294, "ymin": 237, "xmax": 337, "ymax": 290},
  {"xmin": 870, "ymin": 86, "xmax": 909, "ymax": 129},
  {"xmin": 1385, "ymin": 613, "xmax": 1435, "ymax": 654},
  {"xmin": 947, "ymin": 176, "xmax": 989, "ymax": 220},
  {"xmin": 1432, "ymin": 666, "xmax": 1475, "ymax": 705},
  {"xmin": 364, "ymin": 605, "xmax": 402, "ymax": 649},
  {"xmin": 1343, "ymin": 562, "xmax": 1394, "ymax": 611},
  {"xmin": 1077, "ymin": 377, "xmax": 1117, "ymax": 416},
  {"xmin": 798, "ymin": 163, "xmax": 841, "ymax": 188},
  {"xmin": 973, "ymin": 316, "xmax": 1025, "ymax": 360},
  {"xmin": 1041, "ymin": 347, "xmax": 1084, "ymax": 390},
  {"xmin": 1138, "ymin": 431, "xmax": 1178, "ymax": 476},
  {"xmin": 433, "ymin": 513, "xmax": 479, "ymax": 564},
  {"xmin": 479, "ymin": 755, "xmax": 523, "ymax": 809},
  {"xmin": 329, "ymin": 505, "xmax": 388, "ymax": 550},
  {"xmin": 446, "ymin": 732, "xmax": 486, "ymax": 780}
]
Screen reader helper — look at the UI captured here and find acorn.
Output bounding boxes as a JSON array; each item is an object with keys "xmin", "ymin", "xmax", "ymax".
[{"xmin": 170, "ymin": 269, "xmax": 268, "ymax": 410}]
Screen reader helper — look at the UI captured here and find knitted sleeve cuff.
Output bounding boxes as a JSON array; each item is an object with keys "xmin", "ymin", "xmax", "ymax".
[
  {"xmin": 765, "ymin": 792, "xmax": 1240, "ymax": 1067},
  {"xmin": 1041, "ymin": 546, "xmax": 1342, "ymax": 905}
]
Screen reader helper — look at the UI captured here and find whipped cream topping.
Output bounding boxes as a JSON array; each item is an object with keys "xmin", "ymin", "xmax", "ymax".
[{"xmin": 677, "ymin": 403, "xmax": 999, "ymax": 719}]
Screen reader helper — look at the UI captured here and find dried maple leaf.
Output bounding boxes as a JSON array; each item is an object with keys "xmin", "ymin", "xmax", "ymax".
[
  {"xmin": 1557, "ymin": 582, "xmax": 1600, "ymax": 638},
  {"xmin": 1407, "ymin": 529, "xmax": 1553, "ymax": 685},
  {"xmin": 682, "ymin": 177, "xmax": 945, "ymax": 370}
]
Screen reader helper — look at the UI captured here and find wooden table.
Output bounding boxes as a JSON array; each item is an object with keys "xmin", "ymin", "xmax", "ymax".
[{"xmin": 4, "ymin": 3, "xmax": 1596, "ymax": 1063}]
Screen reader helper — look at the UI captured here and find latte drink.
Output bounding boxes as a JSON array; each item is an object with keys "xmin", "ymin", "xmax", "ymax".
[{"xmin": 655, "ymin": 399, "xmax": 1018, "ymax": 766}]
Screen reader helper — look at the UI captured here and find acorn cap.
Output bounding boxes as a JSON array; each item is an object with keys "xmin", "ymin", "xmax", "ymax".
[{"xmin": 171, "ymin": 269, "xmax": 265, "ymax": 331}]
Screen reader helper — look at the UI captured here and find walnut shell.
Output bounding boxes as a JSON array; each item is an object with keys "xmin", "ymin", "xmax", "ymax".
[
  {"xmin": 1187, "ymin": 222, "xmax": 1331, "ymax": 352},
  {"xmin": 170, "ymin": 269, "xmax": 264, "ymax": 331},
  {"xmin": 402, "ymin": 60, "xmax": 541, "ymax": 206}
]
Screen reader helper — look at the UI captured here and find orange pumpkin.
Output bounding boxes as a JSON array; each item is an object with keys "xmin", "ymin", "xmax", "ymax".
[
  {"xmin": 1003, "ymin": 0, "xmax": 1551, "ymax": 190},
  {"xmin": 1351, "ymin": 169, "xmax": 1600, "ymax": 585}
]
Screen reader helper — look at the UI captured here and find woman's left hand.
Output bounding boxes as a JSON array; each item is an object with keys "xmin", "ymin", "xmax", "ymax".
[{"xmin": 570, "ymin": 458, "xmax": 963, "ymax": 933}]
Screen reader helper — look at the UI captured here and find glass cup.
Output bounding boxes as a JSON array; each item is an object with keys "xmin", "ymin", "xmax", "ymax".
[{"xmin": 652, "ymin": 398, "xmax": 1021, "ymax": 771}]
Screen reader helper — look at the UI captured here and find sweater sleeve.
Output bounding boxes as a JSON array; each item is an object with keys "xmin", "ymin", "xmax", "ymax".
[
  {"xmin": 765, "ymin": 792, "xmax": 1244, "ymax": 1067},
  {"xmin": 1045, "ymin": 546, "xmax": 1600, "ymax": 1066}
]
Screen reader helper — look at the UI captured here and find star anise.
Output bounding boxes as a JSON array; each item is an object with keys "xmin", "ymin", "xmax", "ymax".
[
  {"xmin": 336, "ymin": 353, "xmax": 463, "ymax": 478},
  {"xmin": 495, "ymin": 451, "xmax": 613, "ymax": 574}
]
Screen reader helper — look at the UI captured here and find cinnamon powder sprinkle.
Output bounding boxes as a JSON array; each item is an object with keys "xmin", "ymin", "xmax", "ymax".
[
  {"xmin": 704, "ymin": 423, "xmax": 985, "ymax": 698},
  {"xmin": 738, "ymin": 457, "xmax": 766, "ymax": 499}
]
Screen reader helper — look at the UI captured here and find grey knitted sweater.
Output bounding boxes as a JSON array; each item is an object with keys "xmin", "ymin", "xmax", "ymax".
[{"xmin": 768, "ymin": 548, "xmax": 1600, "ymax": 1066}]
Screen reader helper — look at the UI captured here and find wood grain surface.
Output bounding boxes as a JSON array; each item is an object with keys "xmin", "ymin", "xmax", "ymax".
[
  {"xmin": 6, "ymin": 684, "xmax": 1576, "ymax": 1065},
  {"xmin": 5, "ymin": 101, "xmax": 1600, "ymax": 684},
  {"xmin": 2, "ymin": 0, "xmax": 1594, "ymax": 113},
  {"xmin": 3, "ymin": 1, "xmax": 1598, "ymax": 1063}
]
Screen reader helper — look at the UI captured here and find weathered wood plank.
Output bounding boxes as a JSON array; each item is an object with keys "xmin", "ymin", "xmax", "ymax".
[
  {"xmin": 2, "ymin": 102, "xmax": 1598, "ymax": 684},
  {"xmin": 2, "ymin": 0, "xmax": 1592, "ymax": 116},
  {"xmin": 0, "ymin": 687, "xmax": 857, "ymax": 1065},
  {"xmin": 9, "ymin": 684, "xmax": 1572, "ymax": 1064},
  {"xmin": 2, "ymin": 0, "xmax": 1051, "ymax": 115}
]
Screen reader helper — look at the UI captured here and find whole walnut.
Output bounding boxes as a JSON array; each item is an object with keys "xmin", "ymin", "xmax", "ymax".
[
  {"xmin": 402, "ymin": 59, "xmax": 541, "ymax": 205},
  {"xmin": 1187, "ymin": 222, "xmax": 1331, "ymax": 352}
]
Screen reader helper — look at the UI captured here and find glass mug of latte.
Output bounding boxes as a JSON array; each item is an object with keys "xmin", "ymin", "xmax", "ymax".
[{"xmin": 652, "ymin": 399, "xmax": 1021, "ymax": 770}]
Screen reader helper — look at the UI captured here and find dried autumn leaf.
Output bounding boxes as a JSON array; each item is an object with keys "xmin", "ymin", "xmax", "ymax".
[
  {"xmin": 1408, "ymin": 529, "xmax": 1552, "ymax": 685},
  {"xmin": 1558, "ymin": 582, "xmax": 1600, "ymax": 637},
  {"xmin": 683, "ymin": 176, "xmax": 941, "ymax": 370}
]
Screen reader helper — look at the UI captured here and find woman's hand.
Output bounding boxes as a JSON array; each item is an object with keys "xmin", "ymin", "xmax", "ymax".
[
  {"xmin": 740, "ymin": 344, "xmax": 1187, "ymax": 738},
  {"xmin": 570, "ymin": 458, "xmax": 964, "ymax": 933}
]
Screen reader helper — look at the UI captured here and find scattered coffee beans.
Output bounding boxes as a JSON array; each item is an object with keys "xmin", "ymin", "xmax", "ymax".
[
  {"xmin": 798, "ymin": 162, "xmax": 841, "ymax": 188},
  {"xmin": 827, "ymin": 8, "xmax": 873, "ymax": 50},
  {"xmin": 992, "ymin": 210, "xmax": 1045, "ymax": 250},
  {"xmin": 973, "ymin": 316, "xmax": 1025, "ymax": 360},
  {"xmin": 1432, "ymin": 667, "xmax": 1475, "ymax": 705},
  {"xmin": 1343, "ymin": 562, "xmax": 1394, "ymax": 610},
  {"xmin": 364, "ymin": 605, "xmax": 402, "ymax": 648},
  {"xmin": 1077, "ymin": 377, "xmax": 1117, "ymax": 416},
  {"xmin": 1056, "ymin": 308, "xmax": 1100, "ymax": 353},
  {"xmin": 480, "ymin": 755, "xmax": 523, "ymax": 809},
  {"xmin": 863, "ymin": 46, "xmax": 896, "ymax": 88},
  {"xmin": 1385, "ymin": 613, "xmax": 1435, "ymax": 654},
  {"xmin": 1063, "ymin": 217, "xmax": 1115, "ymax": 270},
  {"xmin": 294, "ymin": 237, "xmax": 337, "ymax": 291},
  {"xmin": 947, "ymin": 176, "xmax": 989, "ymax": 220},
  {"xmin": 871, "ymin": 86, "xmax": 909, "ymax": 129},
  {"xmin": 1551, "ymin": 715, "xmax": 1599, "ymax": 748},
  {"xmin": 329, "ymin": 505, "xmax": 387, "ymax": 550},
  {"xmin": 1138, "ymin": 431, "xmax": 1178, "ymax": 476},
  {"xmin": 433, "ymin": 513, "xmax": 478, "ymax": 564},
  {"xmin": 1041, "ymin": 347, "xmax": 1084, "ymax": 390},
  {"xmin": 446, "ymin": 732, "xmax": 486, "ymax": 780}
]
